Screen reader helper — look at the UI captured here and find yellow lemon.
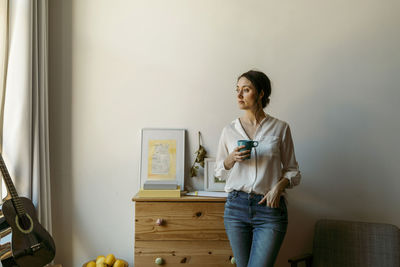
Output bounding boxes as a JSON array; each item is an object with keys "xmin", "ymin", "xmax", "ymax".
[
  {"xmin": 105, "ymin": 254, "xmax": 116, "ymax": 266},
  {"xmin": 113, "ymin": 259, "xmax": 125, "ymax": 267},
  {"xmin": 96, "ymin": 256, "xmax": 106, "ymax": 265},
  {"xmin": 86, "ymin": 261, "xmax": 96, "ymax": 267},
  {"xmin": 96, "ymin": 263, "xmax": 107, "ymax": 267}
]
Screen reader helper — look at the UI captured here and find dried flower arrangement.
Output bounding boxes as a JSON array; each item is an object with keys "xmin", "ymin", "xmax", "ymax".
[{"xmin": 190, "ymin": 131, "xmax": 207, "ymax": 177}]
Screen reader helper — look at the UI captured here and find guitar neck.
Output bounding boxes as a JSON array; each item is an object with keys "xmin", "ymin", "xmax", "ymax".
[{"xmin": 0, "ymin": 154, "xmax": 25, "ymax": 215}]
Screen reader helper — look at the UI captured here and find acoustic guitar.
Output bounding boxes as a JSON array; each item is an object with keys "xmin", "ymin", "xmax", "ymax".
[{"xmin": 0, "ymin": 154, "xmax": 55, "ymax": 266}]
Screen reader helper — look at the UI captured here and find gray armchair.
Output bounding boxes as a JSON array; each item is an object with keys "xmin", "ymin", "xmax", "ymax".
[{"xmin": 289, "ymin": 219, "xmax": 400, "ymax": 267}]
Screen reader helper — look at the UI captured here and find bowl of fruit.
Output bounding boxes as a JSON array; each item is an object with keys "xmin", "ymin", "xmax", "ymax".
[{"xmin": 83, "ymin": 254, "xmax": 128, "ymax": 267}]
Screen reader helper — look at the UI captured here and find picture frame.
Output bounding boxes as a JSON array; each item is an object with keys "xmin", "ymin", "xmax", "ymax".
[
  {"xmin": 204, "ymin": 158, "xmax": 226, "ymax": 192},
  {"xmin": 140, "ymin": 128, "xmax": 185, "ymax": 190}
]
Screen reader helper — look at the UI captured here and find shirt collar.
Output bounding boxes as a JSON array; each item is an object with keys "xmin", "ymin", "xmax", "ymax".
[
  {"xmin": 234, "ymin": 118, "xmax": 249, "ymax": 139},
  {"xmin": 234, "ymin": 115, "xmax": 269, "ymax": 140}
]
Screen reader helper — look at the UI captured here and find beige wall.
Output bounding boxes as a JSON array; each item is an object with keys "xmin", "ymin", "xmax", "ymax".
[{"xmin": 49, "ymin": 0, "xmax": 400, "ymax": 266}]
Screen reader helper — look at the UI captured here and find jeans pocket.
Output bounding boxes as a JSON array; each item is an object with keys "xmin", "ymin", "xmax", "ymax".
[
  {"xmin": 279, "ymin": 198, "xmax": 287, "ymax": 212},
  {"xmin": 226, "ymin": 191, "xmax": 239, "ymax": 202}
]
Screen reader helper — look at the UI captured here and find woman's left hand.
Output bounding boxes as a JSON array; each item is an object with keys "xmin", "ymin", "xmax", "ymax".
[{"xmin": 258, "ymin": 178, "xmax": 289, "ymax": 207}]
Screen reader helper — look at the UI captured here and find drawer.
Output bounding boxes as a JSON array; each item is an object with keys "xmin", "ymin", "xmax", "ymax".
[
  {"xmin": 135, "ymin": 240, "xmax": 234, "ymax": 266},
  {"xmin": 135, "ymin": 202, "xmax": 228, "ymax": 241}
]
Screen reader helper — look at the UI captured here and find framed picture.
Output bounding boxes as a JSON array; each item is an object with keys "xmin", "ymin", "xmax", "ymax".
[
  {"xmin": 140, "ymin": 128, "xmax": 185, "ymax": 190},
  {"xmin": 204, "ymin": 158, "xmax": 226, "ymax": 192}
]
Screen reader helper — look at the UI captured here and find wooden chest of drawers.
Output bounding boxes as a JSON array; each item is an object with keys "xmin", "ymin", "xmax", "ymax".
[{"xmin": 132, "ymin": 196, "xmax": 235, "ymax": 266}]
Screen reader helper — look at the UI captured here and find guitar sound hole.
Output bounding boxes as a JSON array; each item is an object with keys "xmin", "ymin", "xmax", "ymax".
[{"xmin": 18, "ymin": 215, "xmax": 32, "ymax": 231}]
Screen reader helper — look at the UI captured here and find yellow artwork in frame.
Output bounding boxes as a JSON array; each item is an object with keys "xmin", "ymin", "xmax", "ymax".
[
  {"xmin": 147, "ymin": 140, "xmax": 177, "ymax": 180},
  {"xmin": 140, "ymin": 128, "xmax": 186, "ymax": 191}
]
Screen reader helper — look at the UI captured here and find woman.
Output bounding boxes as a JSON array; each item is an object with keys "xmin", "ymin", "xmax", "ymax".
[{"xmin": 214, "ymin": 70, "xmax": 301, "ymax": 267}]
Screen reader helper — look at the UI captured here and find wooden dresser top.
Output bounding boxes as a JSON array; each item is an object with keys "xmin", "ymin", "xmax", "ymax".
[{"xmin": 132, "ymin": 195, "xmax": 226, "ymax": 202}]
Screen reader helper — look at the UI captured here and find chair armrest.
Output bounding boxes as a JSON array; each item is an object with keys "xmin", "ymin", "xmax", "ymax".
[{"xmin": 288, "ymin": 253, "xmax": 313, "ymax": 267}]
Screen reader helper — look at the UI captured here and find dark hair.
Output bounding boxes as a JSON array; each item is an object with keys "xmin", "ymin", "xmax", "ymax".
[{"xmin": 238, "ymin": 70, "xmax": 271, "ymax": 109}]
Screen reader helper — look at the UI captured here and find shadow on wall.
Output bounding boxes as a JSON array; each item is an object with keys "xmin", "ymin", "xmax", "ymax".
[
  {"xmin": 49, "ymin": 0, "xmax": 74, "ymax": 266},
  {"xmin": 274, "ymin": 20, "xmax": 400, "ymax": 266}
]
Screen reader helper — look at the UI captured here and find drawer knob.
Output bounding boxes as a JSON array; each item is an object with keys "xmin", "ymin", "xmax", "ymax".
[
  {"xmin": 155, "ymin": 218, "xmax": 165, "ymax": 226},
  {"xmin": 231, "ymin": 257, "xmax": 236, "ymax": 264},
  {"xmin": 155, "ymin": 257, "xmax": 164, "ymax": 265}
]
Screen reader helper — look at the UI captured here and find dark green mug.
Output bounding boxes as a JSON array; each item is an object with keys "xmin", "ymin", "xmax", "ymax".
[{"xmin": 237, "ymin": 140, "xmax": 259, "ymax": 159}]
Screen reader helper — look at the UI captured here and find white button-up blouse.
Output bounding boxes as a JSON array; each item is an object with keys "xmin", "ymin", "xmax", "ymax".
[{"xmin": 214, "ymin": 115, "xmax": 301, "ymax": 195}]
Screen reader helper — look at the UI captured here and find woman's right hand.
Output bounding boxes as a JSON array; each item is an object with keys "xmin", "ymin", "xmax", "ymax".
[{"xmin": 223, "ymin": 145, "xmax": 251, "ymax": 170}]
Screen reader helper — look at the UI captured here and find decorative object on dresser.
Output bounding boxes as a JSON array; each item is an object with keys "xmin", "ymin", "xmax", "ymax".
[
  {"xmin": 190, "ymin": 131, "xmax": 208, "ymax": 177},
  {"xmin": 204, "ymin": 158, "xmax": 226, "ymax": 192},
  {"xmin": 137, "ymin": 187, "xmax": 182, "ymax": 198},
  {"xmin": 0, "ymin": 154, "xmax": 56, "ymax": 267},
  {"xmin": 139, "ymin": 128, "xmax": 186, "ymax": 191},
  {"xmin": 185, "ymin": 191, "xmax": 228, "ymax": 198},
  {"xmin": 132, "ymin": 195, "xmax": 236, "ymax": 266}
]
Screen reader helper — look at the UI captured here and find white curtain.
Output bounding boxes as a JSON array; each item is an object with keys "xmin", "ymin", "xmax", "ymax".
[
  {"xmin": 1, "ymin": 0, "xmax": 52, "ymax": 233},
  {"xmin": 0, "ymin": 0, "xmax": 9, "ymax": 154},
  {"xmin": 0, "ymin": 0, "xmax": 10, "ymax": 202}
]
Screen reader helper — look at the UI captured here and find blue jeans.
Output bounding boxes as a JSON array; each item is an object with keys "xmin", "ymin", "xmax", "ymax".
[{"xmin": 224, "ymin": 190, "xmax": 288, "ymax": 267}]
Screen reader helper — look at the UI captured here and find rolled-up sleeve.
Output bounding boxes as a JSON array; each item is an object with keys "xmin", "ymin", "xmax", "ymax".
[
  {"xmin": 280, "ymin": 124, "xmax": 301, "ymax": 188},
  {"xmin": 214, "ymin": 128, "xmax": 231, "ymax": 181}
]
